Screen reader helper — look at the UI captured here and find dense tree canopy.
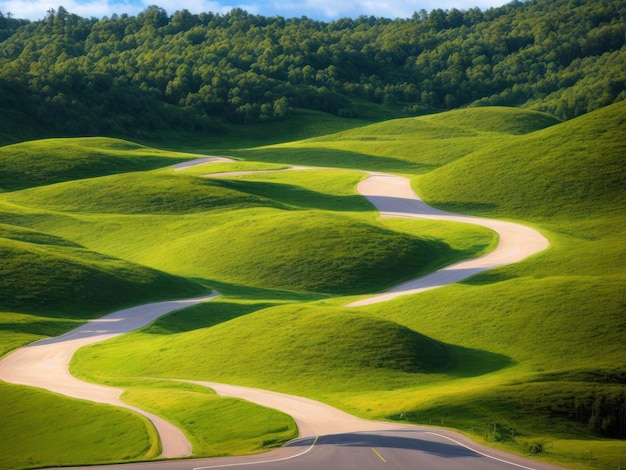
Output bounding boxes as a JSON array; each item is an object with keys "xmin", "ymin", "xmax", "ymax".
[{"xmin": 0, "ymin": 0, "xmax": 624, "ymax": 137}]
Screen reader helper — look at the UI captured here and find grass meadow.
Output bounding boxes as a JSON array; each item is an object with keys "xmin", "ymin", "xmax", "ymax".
[{"xmin": 1, "ymin": 103, "xmax": 624, "ymax": 469}]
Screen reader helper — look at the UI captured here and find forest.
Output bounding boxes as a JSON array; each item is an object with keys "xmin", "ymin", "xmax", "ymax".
[{"xmin": 0, "ymin": 0, "xmax": 625, "ymax": 138}]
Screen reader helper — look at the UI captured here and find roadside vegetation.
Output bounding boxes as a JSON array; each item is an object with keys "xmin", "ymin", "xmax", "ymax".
[{"xmin": 1, "ymin": 102, "xmax": 624, "ymax": 469}]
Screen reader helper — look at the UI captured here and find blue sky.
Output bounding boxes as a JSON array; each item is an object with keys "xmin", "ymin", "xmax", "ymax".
[{"xmin": 2, "ymin": 0, "xmax": 511, "ymax": 22}]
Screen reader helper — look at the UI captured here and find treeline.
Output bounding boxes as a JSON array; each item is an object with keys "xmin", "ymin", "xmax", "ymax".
[{"xmin": 0, "ymin": 0, "xmax": 625, "ymax": 136}]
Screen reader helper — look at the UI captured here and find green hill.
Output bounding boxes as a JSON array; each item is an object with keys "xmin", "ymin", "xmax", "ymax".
[
  {"xmin": 0, "ymin": 219, "xmax": 208, "ymax": 356},
  {"xmin": 0, "ymin": 137, "xmax": 200, "ymax": 191},
  {"xmin": 3, "ymin": 172, "xmax": 280, "ymax": 214},
  {"xmin": 418, "ymin": 101, "xmax": 626, "ymax": 221},
  {"xmin": 228, "ymin": 107, "xmax": 562, "ymax": 172},
  {"xmin": 0, "ymin": 225, "xmax": 206, "ymax": 317},
  {"xmin": 149, "ymin": 210, "xmax": 470, "ymax": 295}
]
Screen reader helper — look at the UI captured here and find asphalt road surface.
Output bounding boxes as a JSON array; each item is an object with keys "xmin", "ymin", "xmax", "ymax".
[{"xmin": 55, "ymin": 430, "xmax": 562, "ymax": 470}]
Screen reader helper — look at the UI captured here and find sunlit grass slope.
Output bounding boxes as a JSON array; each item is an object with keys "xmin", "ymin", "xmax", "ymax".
[
  {"xmin": 0, "ymin": 223, "xmax": 206, "ymax": 315},
  {"xmin": 0, "ymin": 382, "xmax": 159, "ymax": 470},
  {"xmin": 418, "ymin": 101, "xmax": 626, "ymax": 221},
  {"xmin": 73, "ymin": 302, "xmax": 462, "ymax": 393},
  {"xmin": 225, "ymin": 107, "xmax": 560, "ymax": 172},
  {"xmin": 3, "ymin": 172, "xmax": 281, "ymax": 214},
  {"xmin": 154, "ymin": 210, "xmax": 461, "ymax": 294},
  {"xmin": 119, "ymin": 380, "xmax": 297, "ymax": 457},
  {"xmin": 0, "ymin": 137, "xmax": 200, "ymax": 191}
]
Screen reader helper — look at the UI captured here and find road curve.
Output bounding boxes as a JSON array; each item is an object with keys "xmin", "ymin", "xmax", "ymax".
[
  {"xmin": 0, "ymin": 293, "xmax": 219, "ymax": 458},
  {"xmin": 186, "ymin": 382, "xmax": 563, "ymax": 470},
  {"xmin": 347, "ymin": 172, "xmax": 549, "ymax": 306}
]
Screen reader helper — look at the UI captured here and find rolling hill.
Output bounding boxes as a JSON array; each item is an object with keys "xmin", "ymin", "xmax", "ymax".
[{"xmin": 0, "ymin": 103, "xmax": 624, "ymax": 469}]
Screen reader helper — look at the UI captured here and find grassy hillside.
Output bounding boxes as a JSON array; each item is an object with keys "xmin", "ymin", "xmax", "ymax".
[
  {"xmin": 0, "ymin": 219, "xmax": 209, "ymax": 358},
  {"xmin": 225, "ymin": 107, "xmax": 561, "ymax": 172},
  {"xmin": 418, "ymin": 101, "xmax": 626, "ymax": 221},
  {"xmin": 3, "ymin": 172, "xmax": 280, "ymax": 214},
  {"xmin": 4, "ymin": 166, "xmax": 493, "ymax": 296},
  {"xmin": 69, "ymin": 104, "xmax": 625, "ymax": 469},
  {"xmin": 0, "ymin": 137, "xmax": 201, "ymax": 191},
  {"xmin": 0, "ymin": 383, "xmax": 159, "ymax": 470}
]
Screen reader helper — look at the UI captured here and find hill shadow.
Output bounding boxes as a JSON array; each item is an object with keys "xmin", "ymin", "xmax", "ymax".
[
  {"xmin": 460, "ymin": 270, "xmax": 519, "ymax": 286},
  {"xmin": 202, "ymin": 278, "xmax": 329, "ymax": 302},
  {"xmin": 143, "ymin": 300, "xmax": 279, "ymax": 335},
  {"xmin": 424, "ymin": 201, "xmax": 499, "ymax": 216},
  {"xmin": 231, "ymin": 147, "xmax": 431, "ymax": 173},
  {"xmin": 209, "ymin": 178, "xmax": 372, "ymax": 212},
  {"xmin": 445, "ymin": 343, "xmax": 514, "ymax": 378}
]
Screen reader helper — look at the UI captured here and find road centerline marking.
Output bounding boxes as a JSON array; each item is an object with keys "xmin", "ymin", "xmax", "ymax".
[{"xmin": 372, "ymin": 447, "xmax": 387, "ymax": 463}]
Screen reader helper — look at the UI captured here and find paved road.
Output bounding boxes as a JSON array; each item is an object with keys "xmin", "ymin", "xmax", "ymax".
[{"xmin": 54, "ymin": 430, "xmax": 562, "ymax": 470}]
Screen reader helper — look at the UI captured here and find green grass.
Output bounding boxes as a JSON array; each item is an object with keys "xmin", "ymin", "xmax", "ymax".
[
  {"xmin": 3, "ymin": 104, "xmax": 625, "ymax": 469},
  {"xmin": 0, "ymin": 222, "xmax": 207, "ymax": 318},
  {"xmin": 3, "ymin": 172, "xmax": 281, "ymax": 214},
  {"xmin": 0, "ymin": 382, "xmax": 159, "ymax": 470},
  {"xmin": 0, "ymin": 231, "xmax": 206, "ymax": 315},
  {"xmin": 417, "ymin": 102, "xmax": 626, "ymax": 222},
  {"xmin": 119, "ymin": 380, "xmax": 297, "ymax": 457},
  {"xmin": 222, "ymin": 107, "xmax": 561, "ymax": 173},
  {"xmin": 0, "ymin": 137, "xmax": 202, "ymax": 191}
]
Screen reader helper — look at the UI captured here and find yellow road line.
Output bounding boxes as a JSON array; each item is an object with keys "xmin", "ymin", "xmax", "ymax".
[{"xmin": 371, "ymin": 447, "xmax": 387, "ymax": 463}]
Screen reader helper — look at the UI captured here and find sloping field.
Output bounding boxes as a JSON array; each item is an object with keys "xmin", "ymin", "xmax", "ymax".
[{"xmin": 0, "ymin": 137, "xmax": 200, "ymax": 191}]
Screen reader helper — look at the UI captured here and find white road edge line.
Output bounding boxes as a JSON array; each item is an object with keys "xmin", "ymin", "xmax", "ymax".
[
  {"xmin": 425, "ymin": 432, "xmax": 536, "ymax": 470},
  {"xmin": 192, "ymin": 436, "xmax": 318, "ymax": 469}
]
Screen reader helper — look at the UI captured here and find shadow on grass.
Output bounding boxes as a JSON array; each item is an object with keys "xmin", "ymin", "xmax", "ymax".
[
  {"xmin": 445, "ymin": 343, "xmax": 514, "ymax": 378},
  {"xmin": 202, "ymin": 278, "xmax": 329, "ymax": 302},
  {"xmin": 140, "ymin": 277, "xmax": 331, "ymax": 335},
  {"xmin": 229, "ymin": 148, "xmax": 432, "ymax": 174},
  {"xmin": 460, "ymin": 270, "xmax": 519, "ymax": 286},
  {"xmin": 0, "ymin": 319, "xmax": 83, "ymax": 336},
  {"xmin": 424, "ymin": 201, "xmax": 499, "ymax": 216},
  {"xmin": 210, "ymin": 178, "xmax": 372, "ymax": 212},
  {"xmin": 143, "ymin": 301, "xmax": 280, "ymax": 335}
]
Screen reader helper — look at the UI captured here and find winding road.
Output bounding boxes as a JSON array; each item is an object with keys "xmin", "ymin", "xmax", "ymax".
[
  {"xmin": 0, "ymin": 160, "xmax": 556, "ymax": 469},
  {"xmin": 348, "ymin": 172, "xmax": 549, "ymax": 306}
]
